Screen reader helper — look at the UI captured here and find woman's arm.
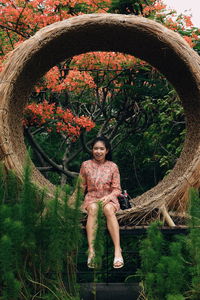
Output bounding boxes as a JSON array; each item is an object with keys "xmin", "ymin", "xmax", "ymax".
[
  {"xmin": 109, "ymin": 164, "xmax": 121, "ymax": 197},
  {"xmin": 79, "ymin": 162, "xmax": 87, "ymax": 193}
]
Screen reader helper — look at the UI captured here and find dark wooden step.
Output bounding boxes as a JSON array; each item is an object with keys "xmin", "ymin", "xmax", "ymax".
[{"xmin": 80, "ymin": 283, "xmax": 140, "ymax": 300}]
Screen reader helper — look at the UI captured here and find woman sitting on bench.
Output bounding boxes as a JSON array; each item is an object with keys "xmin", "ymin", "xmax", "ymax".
[{"xmin": 80, "ymin": 136, "xmax": 124, "ymax": 269}]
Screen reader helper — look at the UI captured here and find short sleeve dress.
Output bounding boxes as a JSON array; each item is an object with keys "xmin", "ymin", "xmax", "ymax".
[{"xmin": 80, "ymin": 159, "xmax": 121, "ymax": 212}]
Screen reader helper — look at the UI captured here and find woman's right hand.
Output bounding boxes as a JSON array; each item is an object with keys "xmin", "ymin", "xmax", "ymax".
[{"xmin": 99, "ymin": 195, "xmax": 111, "ymax": 206}]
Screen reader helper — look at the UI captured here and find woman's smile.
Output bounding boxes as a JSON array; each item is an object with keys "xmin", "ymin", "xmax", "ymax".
[{"xmin": 92, "ymin": 141, "xmax": 108, "ymax": 162}]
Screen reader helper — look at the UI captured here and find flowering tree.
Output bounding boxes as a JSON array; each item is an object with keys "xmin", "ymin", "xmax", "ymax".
[
  {"xmin": 23, "ymin": 100, "xmax": 95, "ymax": 138},
  {"xmin": 0, "ymin": 0, "xmax": 199, "ymax": 185}
]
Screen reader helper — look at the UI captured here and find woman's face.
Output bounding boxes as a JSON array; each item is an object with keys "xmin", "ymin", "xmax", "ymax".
[{"xmin": 92, "ymin": 141, "xmax": 108, "ymax": 163}]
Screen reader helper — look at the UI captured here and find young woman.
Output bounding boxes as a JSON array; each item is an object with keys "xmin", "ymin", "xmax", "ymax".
[{"xmin": 80, "ymin": 136, "xmax": 124, "ymax": 269}]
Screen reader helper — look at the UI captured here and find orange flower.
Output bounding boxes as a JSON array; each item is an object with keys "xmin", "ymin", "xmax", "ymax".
[
  {"xmin": 23, "ymin": 100, "xmax": 95, "ymax": 141},
  {"xmin": 183, "ymin": 36, "xmax": 195, "ymax": 48}
]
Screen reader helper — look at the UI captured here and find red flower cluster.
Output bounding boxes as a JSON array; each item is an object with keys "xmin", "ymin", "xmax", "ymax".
[
  {"xmin": 43, "ymin": 67, "xmax": 96, "ymax": 93},
  {"xmin": 23, "ymin": 100, "xmax": 95, "ymax": 140},
  {"xmin": 71, "ymin": 52, "xmax": 138, "ymax": 71}
]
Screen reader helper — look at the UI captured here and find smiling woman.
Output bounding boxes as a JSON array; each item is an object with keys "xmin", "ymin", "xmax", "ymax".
[
  {"xmin": 80, "ymin": 136, "xmax": 123, "ymax": 269},
  {"xmin": 0, "ymin": 14, "xmax": 200, "ymax": 226},
  {"xmin": 92, "ymin": 140, "xmax": 109, "ymax": 163}
]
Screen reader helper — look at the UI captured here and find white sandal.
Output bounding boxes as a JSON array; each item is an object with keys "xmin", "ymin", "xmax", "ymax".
[
  {"xmin": 87, "ymin": 256, "xmax": 95, "ymax": 268},
  {"xmin": 113, "ymin": 256, "xmax": 124, "ymax": 269},
  {"xmin": 87, "ymin": 253, "xmax": 96, "ymax": 269}
]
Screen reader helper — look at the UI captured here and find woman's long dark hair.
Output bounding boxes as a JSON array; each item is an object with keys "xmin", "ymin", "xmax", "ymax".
[{"xmin": 91, "ymin": 136, "xmax": 112, "ymax": 161}]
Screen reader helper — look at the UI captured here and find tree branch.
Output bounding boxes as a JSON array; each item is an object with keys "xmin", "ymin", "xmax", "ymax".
[
  {"xmin": 25, "ymin": 128, "xmax": 78, "ymax": 178},
  {"xmin": 0, "ymin": 24, "xmax": 29, "ymax": 39},
  {"xmin": 15, "ymin": 2, "xmax": 28, "ymax": 32},
  {"xmin": 80, "ymin": 131, "xmax": 92, "ymax": 155},
  {"xmin": 37, "ymin": 167, "xmax": 54, "ymax": 172}
]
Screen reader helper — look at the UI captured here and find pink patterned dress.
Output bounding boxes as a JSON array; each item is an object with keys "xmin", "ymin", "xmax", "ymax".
[{"xmin": 80, "ymin": 159, "xmax": 121, "ymax": 212}]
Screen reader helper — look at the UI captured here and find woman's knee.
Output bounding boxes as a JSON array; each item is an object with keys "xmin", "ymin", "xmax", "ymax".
[
  {"xmin": 87, "ymin": 203, "xmax": 98, "ymax": 216},
  {"xmin": 103, "ymin": 204, "xmax": 115, "ymax": 217}
]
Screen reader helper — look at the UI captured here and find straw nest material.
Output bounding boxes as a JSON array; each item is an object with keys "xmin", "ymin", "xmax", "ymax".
[{"xmin": 0, "ymin": 14, "xmax": 200, "ymax": 226}]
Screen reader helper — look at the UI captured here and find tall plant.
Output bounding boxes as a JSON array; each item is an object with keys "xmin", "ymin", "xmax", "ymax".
[
  {"xmin": 138, "ymin": 189, "xmax": 200, "ymax": 300},
  {"xmin": 138, "ymin": 221, "xmax": 186, "ymax": 300},
  {"xmin": 0, "ymin": 161, "xmax": 83, "ymax": 300},
  {"xmin": 186, "ymin": 188, "xmax": 200, "ymax": 299}
]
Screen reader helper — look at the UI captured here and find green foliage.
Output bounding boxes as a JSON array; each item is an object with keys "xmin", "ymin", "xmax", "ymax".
[
  {"xmin": 138, "ymin": 189, "xmax": 200, "ymax": 300},
  {"xmin": 93, "ymin": 202, "xmax": 105, "ymax": 269},
  {"xmin": 109, "ymin": 0, "xmax": 154, "ymax": 15},
  {"xmin": 3, "ymin": 169, "xmax": 19, "ymax": 204},
  {"xmin": 20, "ymin": 162, "xmax": 37, "ymax": 250},
  {"xmin": 167, "ymin": 295, "xmax": 185, "ymax": 300},
  {"xmin": 139, "ymin": 221, "xmax": 167, "ymax": 299},
  {"xmin": 138, "ymin": 221, "xmax": 187, "ymax": 299},
  {"xmin": 0, "ymin": 235, "xmax": 21, "ymax": 300},
  {"xmin": 186, "ymin": 188, "xmax": 200, "ymax": 299},
  {"xmin": 139, "ymin": 221, "xmax": 164, "ymax": 274},
  {"xmin": 155, "ymin": 240, "xmax": 185, "ymax": 298},
  {"xmin": 115, "ymin": 90, "xmax": 185, "ymax": 196},
  {"xmin": 46, "ymin": 188, "xmax": 64, "ymax": 273},
  {"xmin": 0, "ymin": 162, "xmax": 83, "ymax": 299}
]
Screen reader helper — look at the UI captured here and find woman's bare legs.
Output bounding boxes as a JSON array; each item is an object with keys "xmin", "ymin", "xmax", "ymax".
[
  {"xmin": 86, "ymin": 202, "xmax": 98, "ymax": 258},
  {"xmin": 103, "ymin": 203, "xmax": 123, "ymax": 267}
]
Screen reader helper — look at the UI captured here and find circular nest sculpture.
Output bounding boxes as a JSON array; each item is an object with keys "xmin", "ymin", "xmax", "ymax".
[{"xmin": 0, "ymin": 14, "xmax": 200, "ymax": 226}]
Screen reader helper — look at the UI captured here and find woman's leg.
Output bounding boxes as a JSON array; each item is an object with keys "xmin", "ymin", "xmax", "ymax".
[
  {"xmin": 103, "ymin": 203, "xmax": 123, "ymax": 267},
  {"xmin": 86, "ymin": 202, "xmax": 98, "ymax": 257}
]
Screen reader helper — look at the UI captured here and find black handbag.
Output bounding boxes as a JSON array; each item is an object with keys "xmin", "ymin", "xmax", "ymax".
[{"xmin": 118, "ymin": 190, "xmax": 132, "ymax": 210}]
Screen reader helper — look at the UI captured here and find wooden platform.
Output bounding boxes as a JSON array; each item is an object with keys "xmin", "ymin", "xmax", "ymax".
[
  {"xmin": 119, "ymin": 225, "xmax": 188, "ymax": 235},
  {"xmin": 81, "ymin": 225, "xmax": 189, "ymax": 235}
]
